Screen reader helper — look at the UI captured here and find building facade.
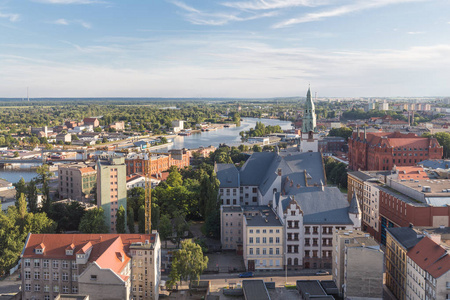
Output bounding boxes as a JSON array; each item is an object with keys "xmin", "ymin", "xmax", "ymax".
[
  {"xmin": 332, "ymin": 229, "xmax": 383, "ymax": 299},
  {"xmin": 125, "ymin": 150, "xmax": 190, "ymax": 177},
  {"xmin": 348, "ymin": 131, "xmax": 443, "ymax": 171},
  {"xmin": 21, "ymin": 233, "xmax": 161, "ymax": 300},
  {"xmin": 97, "ymin": 157, "xmax": 127, "ymax": 233},
  {"xmin": 385, "ymin": 227, "xmax": 423, "ymax": 300},
  {"xmin": 58, "ymin": 164, "xmax": 97, "ymax": 202}
]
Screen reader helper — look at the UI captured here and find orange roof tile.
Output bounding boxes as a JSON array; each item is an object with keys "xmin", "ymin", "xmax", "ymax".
[
  {"xmin": 407, "ymin": 237, "xmax": 449, "ymax": 278},
  {"xmin": 396, "ymin": 166, "xmax": 429, "ymax": 180},
  {"xmin": 79, "ymin": 167, "xmax": 95, "ymax": 174}
]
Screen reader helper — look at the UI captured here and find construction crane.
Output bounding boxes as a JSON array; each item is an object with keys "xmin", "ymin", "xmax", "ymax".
[{"xmin": 145, "ymin": 150, "xmax": 152, "ymax": 234}]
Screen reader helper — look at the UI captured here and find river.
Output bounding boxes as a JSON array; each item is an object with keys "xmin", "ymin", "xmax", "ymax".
[{"xmin": 0, "ymin": 117, "xmax": 292, "ymax": 183}]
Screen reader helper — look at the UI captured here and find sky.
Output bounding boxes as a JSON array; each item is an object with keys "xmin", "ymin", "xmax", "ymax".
[{"xmin": 0, "ymin": 0, "xmax": 449, "ymax": 98}]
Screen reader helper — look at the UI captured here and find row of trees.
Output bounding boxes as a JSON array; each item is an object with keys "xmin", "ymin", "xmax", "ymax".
[{"xmin": 324, "ymin": 157, "xmax": 348, "ymax": 189}]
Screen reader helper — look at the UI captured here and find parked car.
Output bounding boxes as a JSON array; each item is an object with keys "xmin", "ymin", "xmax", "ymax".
[
  {"xmin": 239, "ymin": 272, "xmax": 254, "ymax": 278},
  {"xmin": 315, "ymin": 270, "xmax": 330, "ymax": 275}
]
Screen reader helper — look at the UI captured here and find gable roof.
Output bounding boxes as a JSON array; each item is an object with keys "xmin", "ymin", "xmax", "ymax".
[
  {"xmin": 239, "ymin": 152, "xmax": 277, "ymax": 186},
  {"xmin": 407, "ymin": 236, "xmax": 449, "ymax": 279},
  {"xmin": 22, "ymin": 233, "xmax": 157, "ymax": 281},
  {"xmin": 215, "ymin": 164, "xmax": 240, "ymax": 188},
  {"xmin": 282, "ymin": 187, "xmax": 353, "ymax": 225}
]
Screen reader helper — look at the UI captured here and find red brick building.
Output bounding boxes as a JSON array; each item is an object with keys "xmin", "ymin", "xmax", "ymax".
[
  {"xmin": 348, "ymin": 131, "xmax": 443, "ymax": 171},
  {"xmin": 125, "ymin": 149, "xmax": 190, "ymax": 176},
  {"xmin": 376, "ymin": 184, "xmax": 450, "ymax": 245}
]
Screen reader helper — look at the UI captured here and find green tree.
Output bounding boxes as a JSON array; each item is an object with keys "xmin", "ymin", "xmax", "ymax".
[
  {"xmin": 116, "ymin": 205, "xmax": 126, "ymax": 233},
  {"xmin": 127, "ymin": 187, "xmax": 145, "ymax": 222},
  {"xmin": 138, "ymin": 205, "xmax": 145, "ymax": 233},
  {"xmin": 26, "ymin": 180, "xmax": 38, "ymax": 213},
  {"xmin": 166, "ymin": 167, "xmax": 183, "ymax": 187},
  {"xmin": 36, "ymin": 164, "xmax": 53, "ymax": 213},
  {"xmin": 159, "ymin": 214, "xmax": 172, "ymax": 248},
  {"xmin": 14, "ymin": 177, "xmax": 26, "ymax": 201},
  {"xmin": 173, "ymin": 212, "xmax": 189, "ymax": 247},
  {"xmin": 16, "ymin": 193, "xmax": 27, "ymax": 220},
  {"xmin": 328, "ymin": 127, "xmax": 353, "ymax": 140},
  {"xmin": 169, "ymin": 239, "xmax": 208, "ymax": 286},
  {"xmin": 78, "ymin": 207, "xmax": 108, "ymax": 233},
  {"xmin": 252, "ymin": 144, "xmax": 262, "ymax": 152},
  {"xmin": 127, "ymin": 208, "xmax": 135, "ymax": 233}
]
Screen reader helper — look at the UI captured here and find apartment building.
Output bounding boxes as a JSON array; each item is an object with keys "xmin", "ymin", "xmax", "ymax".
[
  {"xmin": 220, "ymin": 206, "xmax": 244, "ymax": 252},
  {"xmin": 21, "ymin": 233, "xmax": 161, "ymax": 300},
  {"xmin": 58, "ymin": 164, "xmax": 97, "ymax": 202},
  {"xmin": 242, "ymin": 206, "xmax": 284, "ymax": 271},
  {"xmin": 97, "ymin": 157, "xmax": 127, "ymax": 233},
  {"xmin": 332, "ymin": 229, "xmax": 383, "ymax": 299},
  {"xmin": 385, "ymin": 227, "xmax": 424, "ymax": 300},
  {"xmin": 406, "ymin": 236, "xmax": 450, "ymax": 300}
]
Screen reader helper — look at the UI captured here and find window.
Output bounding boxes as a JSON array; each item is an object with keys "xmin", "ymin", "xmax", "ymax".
[
  {"xmin": 276, "ymin": 248, "xmax": 280, "ymax": 255},
  {"xmin": 91, "ymin": 275, "xmax": 97, "ymax": 281},
  {"xmin": 45, "ymin": 296, "xmax": 50, "ymax": 300},
  {"xmin": 276, "ymin": 237, "xmax": 280, "ymax": 244},
  {"xmin": 43, "ymin": 259, "xmax": 49, "ymax": 268},
  {"xmin": 25, "ymin": 271, "xmax": 31, "ymax": 279},
  {"xmin": 34, "ymin": 259, "xmax": 40, "ymax": 267},
  {"xmin": 34, "ymin": 271, "xmax": 40, "ymax": 280},
  {"xmin": 53, "ymin": 272, "xmax": 59, "ymax": 281},
  {"xmin": 249, "ymin": 229, "xmax": 253, "ymax": 233},
  {"xmin": 62, "ymin": 273, "xmax": 69, "ymax": 281},
  {"xmin": 256, "ymin": 237, "xmax": 260, "ymax": 243},
  {"xmin": 25, "ymin": 284, "xmax": 31, "ymax": 291},
  {"xmin": 53, "ymin": 260, "xmax": 59, "ymax": 268},
  {"xmin": 72, "ymin": 286, "xmax": 78, "ymax": 293},
  {"xmin": 72, "ymin": 261, "xmax": 77, "ymax": 269},
  {"xmin": 256, "ymin": 248, "xmax": 260, "ymax": 255},
  {"xmin": 44, "ymin": 271, "xmax": 49, "ymax": 280},
  {"xmin": 44, "ymin": 285, "xmax": 50, "ymax": 292},
  {"xmin": 63, "ymin": 286, "xmax": 69, "ymax": 293},
  {"xmin": 256, "ymin": 230, "xmax": 260, "ymax": 233},
  {"xmin": 269, "ymin": 248, "xmax": 273, "ymax": 255},
  {"xmin": 269, "ymin": 237, "xmax": 273, "ymax": 243},
  {"xmin": 53, "ymin": 286, "xmax": 59, "ymax": 293},
  {"xmin": 263, "ymin": 248, "xmax": 267, "ymax": 255},
  {"xmin": 62, "ymin": 260, "xmax": 68, "ymax": 269},
  {"xmin": 249, "ymin": 248, "xmax": 253, "ymax": 255},
  {"xmin": 24, "ymin": 259, "xmax": 30, "ymax": 267},
  {"xmin": 263, "ymin": 237, "xmax": 267, "ymax": 243}
]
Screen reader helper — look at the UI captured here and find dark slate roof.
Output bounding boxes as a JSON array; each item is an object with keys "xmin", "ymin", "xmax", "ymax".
[
  {"xmin": 283, "ymin": 152, "xmax": 325, "ymax": 187},
  {"xmin": 386, "ymin": 227, "xmax": 423, "ymax": 250},
  {"xmin": 240, "ymin": 152, "xmax": 277, "ymax": 186},
  {"xmin": 348, "ymin": 192, "xmax": 360, "ymax": 214},
  {"xmin": 243, "ymin": 206, "xmax": 282, "ymax": 227},
  {"xmin": 296, "ymin": 280, "xmax": 327, "ymax": 296},
  {"xmin": 215, "ymin": 164, "xmax": 240, "ymax": 188},
  {"xmin": 348, "ymin": 171, "xmax": 373, "ymax": 181},
  {"xmin": 282, "ymin": 187, "xmax": 353, "ymax": 225},
  {"xmin": 242, "ymin": 280, "xmax": 270, "ymax": 300}
]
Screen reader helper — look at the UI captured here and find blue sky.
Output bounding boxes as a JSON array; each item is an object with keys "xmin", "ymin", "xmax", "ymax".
[{"xmin": 0, "ymin": 0, "xmax": 449, "ymax": 98}]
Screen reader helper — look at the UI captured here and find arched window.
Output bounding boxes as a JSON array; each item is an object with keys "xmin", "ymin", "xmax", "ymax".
[
  {"xmin": 294, "ymin": 258, "xmax": 299, "ymax": 266},
  {"xmin": 287, "ymin": 258, "xmax": 292, "ymax": 266}
]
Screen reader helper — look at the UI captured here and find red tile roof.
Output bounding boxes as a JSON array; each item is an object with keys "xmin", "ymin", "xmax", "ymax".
[
  {"xmin": 79, "ymin": 167, "xmax": 96, "ymax": 174},
  {"xmin": 407, "ymin": 237, "xmax": 449, "ymax": 279},
  {"xmin": 23, "ymin": 234, "xmax": 156, "ymax": 280},
  {"xmin": 396, "ymin": 166, "xmax": 429, "ymax": 180}
]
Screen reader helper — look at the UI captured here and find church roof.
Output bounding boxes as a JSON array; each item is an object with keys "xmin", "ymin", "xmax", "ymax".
[{"xmin": 348, "ymin": 192, "xmax": 361, "ymax": 214}]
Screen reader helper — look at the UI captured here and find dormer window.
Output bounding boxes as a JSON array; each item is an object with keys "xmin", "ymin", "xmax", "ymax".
[
  {"xmin": 66, "ymin": 250, "xmax": 73, "ymax": 256},
  {"xmin": 36, "ymin": 249, "xmax": 43, "ymax": 254}
]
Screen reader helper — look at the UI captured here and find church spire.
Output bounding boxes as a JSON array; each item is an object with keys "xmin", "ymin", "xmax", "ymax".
[{"xmin": 301, "ymin": 85, "xmax": 316, "ymax": 133}]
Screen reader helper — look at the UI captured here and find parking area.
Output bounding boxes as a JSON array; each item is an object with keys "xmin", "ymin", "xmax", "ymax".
[{"xmin": 207, "ymin": 252, "xmax": 246, "ymax": 273}]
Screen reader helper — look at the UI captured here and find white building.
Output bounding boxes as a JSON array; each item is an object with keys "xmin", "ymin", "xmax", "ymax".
[
  {"xmin": 363, "ymin": 181, "xmax": 381, "ymax": 233},
  {"xmin": 379, "ymin": 101, "xmax": 389, "ymax": 111},
  {"xmin": 171, "ymin": 120, "xmax": 184, "ymax": 133}
]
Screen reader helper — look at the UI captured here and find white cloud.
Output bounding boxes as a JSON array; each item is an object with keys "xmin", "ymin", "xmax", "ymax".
[
  {"xmin": 53, "ymin": 18, "xmax": 69, "ymax": 25},
  {"xmin": 273, "ymin": 0, "xmax": 426, "ymax": 28},
  {"xmin": 222, "ymin": 0, "xmax": 327, "ymax": 10},
  {"xmin": 0, "ymin": 12, "xmax": 20, "ymax": 22},
  {"xmin": 169, "ymin": 0, "xmax": 277, "ymax": 26},
  {"xmin": 33, "ymin": 0, "xmax": 104, "ymax": 4},
  {"xmin": 50, "ymin": 18, "xmax": 91, "ymax": 28},
  {"xmin": 407, "ymin": 31, "xmax": 424, "ymax": 34}
]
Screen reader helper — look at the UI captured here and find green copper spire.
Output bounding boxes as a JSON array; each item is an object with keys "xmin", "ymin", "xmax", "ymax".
[{"xmin": 302, "ymin": 86, "xmax": 317, "ymax": 132}]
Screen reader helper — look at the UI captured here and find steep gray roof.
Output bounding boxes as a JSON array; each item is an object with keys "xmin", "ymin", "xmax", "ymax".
[
  {"xmin": 387, "ymin": 227, "xmax": 423, "ymax": 250},
  {"xmin": 240, "ymin": 152, "xmax": 277, "ymax": 186},
  {"xmin": 282, "ymin": 187, "xmax": 353, "ymax": 225},
  {"xmin": 283, "ymin": 152, "xmax": 325, "ymax": 188},
  {"xmin": 215, "ymin": 164, "xmax": 239, "ymax": 188},
  {"xmin": 419, "ymin": 159, "xmax": 450, "ymax": 170},
  {"xmin": 348, "ymin": 192, "xmax": 361, "ymax": 214}
]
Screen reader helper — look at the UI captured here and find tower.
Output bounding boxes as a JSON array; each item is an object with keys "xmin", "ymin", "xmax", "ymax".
[
  {"xmin": 299, "ymin": 86, "xmax": 319, "ymax": 152},
  {"xmin": 301, "ymin": 86, "xmax": 316, "ymax": 133}
]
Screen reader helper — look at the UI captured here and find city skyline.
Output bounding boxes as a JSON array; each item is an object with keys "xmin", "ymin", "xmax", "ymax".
[{"xmin": 0, "ymin": 0, "xmax": 449, "ymax": 98}]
